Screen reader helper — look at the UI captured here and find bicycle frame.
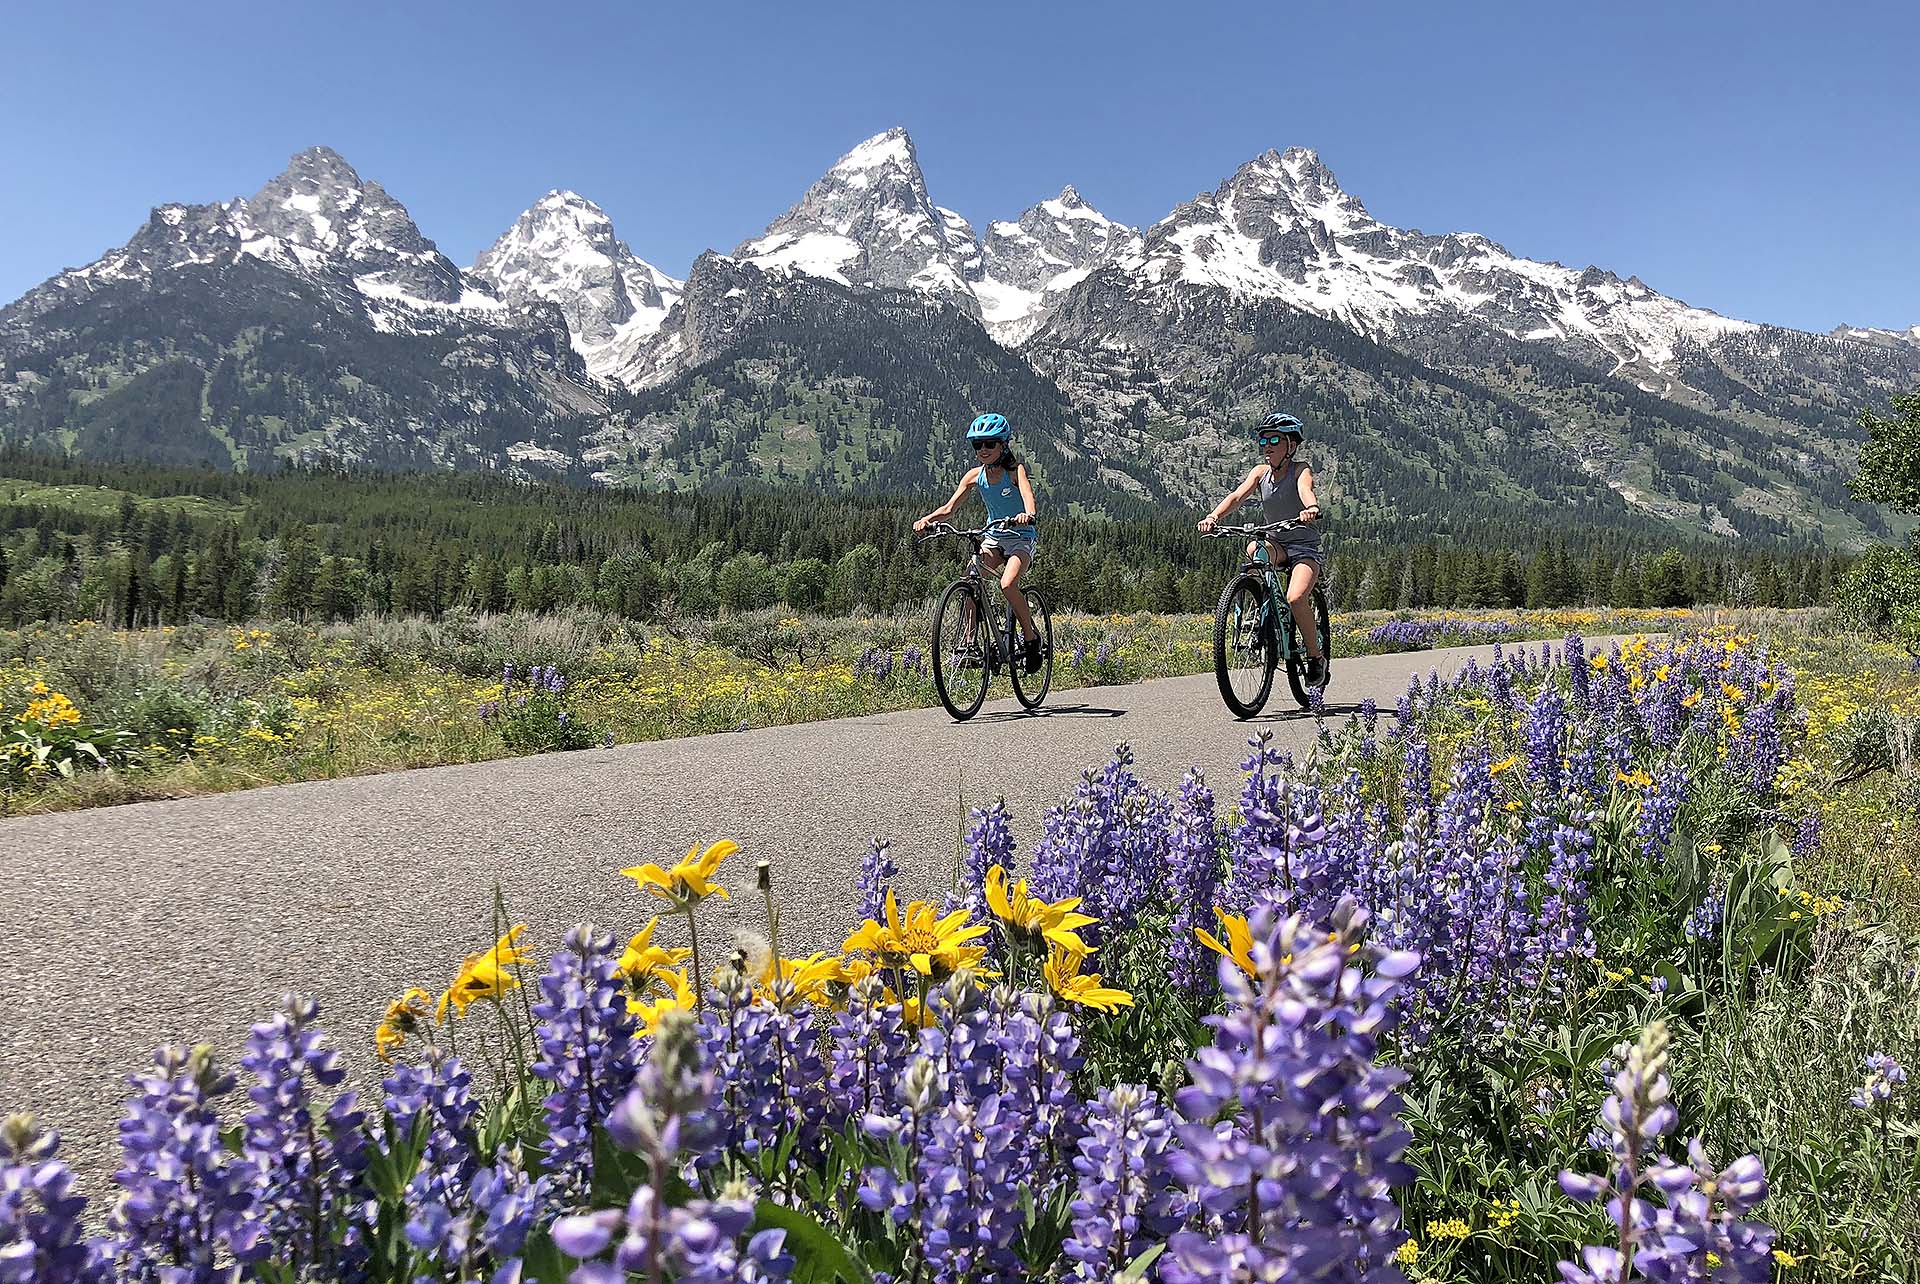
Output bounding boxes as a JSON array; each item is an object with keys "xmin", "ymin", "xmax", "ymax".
[
  {"xmin": 923, "ymin": 520, "xmax": 1029, "ymax": 673},
  {"xmin": 1244, "ymin": 541, "xmax": 1301, "ymax": 662}
]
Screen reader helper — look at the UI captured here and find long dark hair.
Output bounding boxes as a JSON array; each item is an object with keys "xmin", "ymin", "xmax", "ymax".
[{"xmin": 978, "ymin": 440, "xmax": 1019, "ymax": 476}]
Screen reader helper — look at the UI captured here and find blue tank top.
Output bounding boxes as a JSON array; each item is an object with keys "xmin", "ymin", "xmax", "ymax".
[{"xmin": 977, "ymin": 465, "xmax": 1028, "ymax": 532}]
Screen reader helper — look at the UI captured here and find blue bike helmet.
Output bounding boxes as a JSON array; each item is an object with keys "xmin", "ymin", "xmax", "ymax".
[
  {"xmin": 967, "ymin": 412, "xmax": 1011, "ymax": 443},
  {"xmin": 1256, "ymin": 412, "xmax": 1304, "ymax": 442}
]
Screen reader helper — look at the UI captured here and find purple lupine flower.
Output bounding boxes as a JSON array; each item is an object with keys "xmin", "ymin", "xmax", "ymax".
[
  {"xmin": 1566, "ymin": 633, "xmax": 1591, "ymax": 713},
  {"xmin": 1366, "ymin": 619, "xmax": 1435, "ymax": 650},
  {"xmin": 532, "ymin": 925, "xmax": 639, "ymax": 1202},
  {"xmin": 384, "ymin": 1050, "xmax": 485, "ymax": 1271},
  {"xmin": 1850, "ymin": 1053, "xmax": 1908, "ymax": 1111},
  {"xmin": 1790, "ymin": 811, "xmax": 1822, "ymax": 862},
  {"xmin": 902, "ymin": 645, "xmax": 926, "ymax": 677},
  {"xmin": 1030, "ymin": 745, "xmax": 1170, "ymax": 933},
  {"xmin": 949, "ymin": 799, "xmax": 1013, "ymax": 919},
  {"xmin": 700, "ymin": 965, "xmax": 827, "ymax": 1166},
  {"xmin": 0, "ymin": 1115, "xmax": 112, "ymax": 1284},
  {"xmin": 110, "ymin": 1044, "xmax": 265, "ymax": 1281},
  {"xmin": 1684, "ymin": 888, "xmax": 1725, "ymax": 943},
  {"xmin": 1524, "ymin": 687, "xmax": 1567, "ymax": 794},
  {"xmin": 1359, "ymin": 698, "xmax": 1378, "ymax": 735},
  {"xmin": 1061, "ymin": 1084, "xmax": 1183, "ymax": 1278},
  {"xmin": 1161, "ymin": 896, "xmax": 1418, "ymax": 1282},
  {"xmin": 1071, "ymin": 641, "xmax": 1088, "ymax": 669},
  {"xmin": 238, "ymin": 995, "xmax": 369, "ymax": 1280},
  {"xmin": 1166, "ymin": 769, "xmax": 1222, "ymax": 993},
  {"xmin": 824, "ymin": 976, "xmax": 914, "ymax": 1132},
  {"xmin": 860, "ymin": 837, "xmax": 899, "ymax": 923},
  {"xmin": 566, "ymin": 1010, "xmax": 794, "ymax": 1283},
  {"xmin": 1559, "ymin": 1022, "xmax": 1775, "ymax": 1283},
  {"xmin": 1636, "ymin": 762, "xmax": 1689, "ymax": 865}
]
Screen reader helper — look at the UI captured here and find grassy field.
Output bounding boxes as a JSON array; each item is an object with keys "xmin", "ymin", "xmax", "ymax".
[{"xmin": 0, "ymin": 604, "xmax": 1716, "ymax": 814}]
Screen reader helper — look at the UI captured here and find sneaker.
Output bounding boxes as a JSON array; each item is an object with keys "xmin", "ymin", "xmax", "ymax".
[
  {"xmin": 1023, "ymin": 638, "xmax": 1044, "ymax": 675},
  {"xmin": 1305, "ymin": 656, "xmax": 1327, "ymax": 687}
]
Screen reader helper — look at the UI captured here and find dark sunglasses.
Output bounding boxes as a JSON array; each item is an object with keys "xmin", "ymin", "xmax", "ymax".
[
  {"xmin": 1258, "ymin": 434, "xmax": 1295, "ymax": 448},
  {"xmin": 970, "ymin": 439, "xmax": 1002, "ymax": 450}
]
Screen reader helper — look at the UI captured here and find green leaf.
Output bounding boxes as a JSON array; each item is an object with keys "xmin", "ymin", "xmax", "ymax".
[
  {"xmin": 752, "ymin": 1199, "xmax": 870, "ymax": 1284},
  {"xmin": 1118, "ymin": 1243, "xmax": 1167, "ymax": 1283},
  {"xmin": 367, "ymin": 1114, "xmax": 428, "ymax": 1205},
  {"xmin": 521, "ymin": 1227, "xmax": 577, "ymax": 1284},
  {"xmin": 589, "ymin": 1124, "xmax": 651, "ymax": 1208}
]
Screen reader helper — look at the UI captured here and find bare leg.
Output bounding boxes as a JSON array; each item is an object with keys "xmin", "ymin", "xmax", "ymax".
[
  {"xmin": 1286, "ymin": 560, "xmax": 1323, "ymax": 659},
  {"xmin": 1000, "ymin": 548, "xmax": 1038, "ymax": 642}
]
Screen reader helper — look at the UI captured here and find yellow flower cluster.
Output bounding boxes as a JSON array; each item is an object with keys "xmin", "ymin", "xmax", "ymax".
[
  {"xmin": 1425, "ymin": 1217, "xmax": 1471, "ymax": 1240},
  {"xmin": 18, "ymin": 689, "xmax": 81, "ymax": 729}
]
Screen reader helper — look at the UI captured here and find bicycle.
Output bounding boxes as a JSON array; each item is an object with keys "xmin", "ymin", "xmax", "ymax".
[
  {"xmin": 1201, "ymin": 519, "xmax": 1332, "ymax": 717},
  {"xmin": 918, "ymin": 520, "xmax": 1054, "ymax": 721}
]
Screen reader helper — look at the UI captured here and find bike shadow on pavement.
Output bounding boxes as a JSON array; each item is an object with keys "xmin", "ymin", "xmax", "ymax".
[
  {"xmin": 1244, "ymin": 700, "xmax": 1364, "ymax": 724},
  {"xmin": 970, "ymin": 702, "xmax": 1128, "ymax": 724}
]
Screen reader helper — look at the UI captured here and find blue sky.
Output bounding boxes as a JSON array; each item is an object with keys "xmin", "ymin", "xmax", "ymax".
[{"xmin": 4, "ymin": 0, "xmax": 1914, "ymax": 332}]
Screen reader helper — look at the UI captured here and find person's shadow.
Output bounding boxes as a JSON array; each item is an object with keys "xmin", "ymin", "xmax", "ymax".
[{"xmin": 972, "ymin": 702, "xmax": 1127, "ymax": 724}]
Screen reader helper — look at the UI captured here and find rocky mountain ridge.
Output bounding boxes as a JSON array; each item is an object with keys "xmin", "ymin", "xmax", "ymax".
[{"xmin": 1, "ymin": 132, "xmax": 1913, "ymax": 545}]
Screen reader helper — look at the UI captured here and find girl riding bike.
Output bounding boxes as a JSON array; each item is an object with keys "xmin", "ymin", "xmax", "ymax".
[
  {"xmin": 912, "ymin": 413, "xmax": 1043, "ymax": 673},
  {"xmin": 1197, "ymin": 411, "xmax": 1327, "ymax": 687}
]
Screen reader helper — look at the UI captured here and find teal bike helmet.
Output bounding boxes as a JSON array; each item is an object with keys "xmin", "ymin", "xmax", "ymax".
[
  {"xmin": 967, "ymin": 412, "xmax": 1011, "ymax": 444},
  {"xmin": 1256, "ymin": 412, "xmax": 1304, "ymax": 442}
]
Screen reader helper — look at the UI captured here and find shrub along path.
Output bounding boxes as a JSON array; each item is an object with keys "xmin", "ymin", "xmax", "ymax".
[{"xmin": 0, "ymin": 638, "xmax": 1622, "ymax": 1191}]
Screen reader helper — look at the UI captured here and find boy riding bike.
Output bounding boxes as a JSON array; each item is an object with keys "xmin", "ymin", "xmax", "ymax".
[
  {"xmin": 1197, "ymin": 411, "xmax": 1327, "ymax": 686},
  {"xmin": 912, "ymin": 413, "xmax": 1043, "ymax": 673}
]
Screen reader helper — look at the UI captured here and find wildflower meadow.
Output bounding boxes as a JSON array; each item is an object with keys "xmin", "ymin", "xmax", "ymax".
[{"xmin": 6, "ymin": 623, "xmax": 1919, "ymax": 1283}]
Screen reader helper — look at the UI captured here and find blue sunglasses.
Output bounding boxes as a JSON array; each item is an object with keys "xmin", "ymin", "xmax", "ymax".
[{"xmin": 1258, "ymin": 434, "xmax": 1295, "ymax": 448}]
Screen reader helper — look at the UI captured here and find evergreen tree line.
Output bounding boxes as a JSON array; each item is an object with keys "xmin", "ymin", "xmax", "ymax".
[{"xmin": 0, "ymin": 446, "xmax": 1847, "ymax": 629}]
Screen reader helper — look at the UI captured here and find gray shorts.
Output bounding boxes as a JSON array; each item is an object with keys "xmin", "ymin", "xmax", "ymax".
[
  {"xmin": 1267, "ymin": 538, "xmax": 1322, "ymax": 572},
  {"xmin": 981, "ymin": 533, "xmax": 1038, "ymax": 563}
]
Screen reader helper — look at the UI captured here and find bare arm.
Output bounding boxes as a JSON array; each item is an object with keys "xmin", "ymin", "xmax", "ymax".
[
  {"xmin": 1296, "ymin": 466, "xmax": 1321, "ymax": 522},
  {"xmin": 914, "ymin": 469, "xmax": 978, "ymax": 531},
  {"xmin": 1197, "ymin": 465, "xmax": 1267, "ymax": 531},
  {"xmin": 1012, "ymin": 464, "xmax": 1037, "ymax": 525}
]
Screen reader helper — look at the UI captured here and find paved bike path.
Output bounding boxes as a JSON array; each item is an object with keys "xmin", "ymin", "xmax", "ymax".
[{"xmin": 0, "ymin": 638, "xmax": 1593, "ymax": 1189}]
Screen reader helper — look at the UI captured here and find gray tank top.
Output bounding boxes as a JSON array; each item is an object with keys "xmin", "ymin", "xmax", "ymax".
[{"xmin": 1260, "ymin": 461, "xmax": 1307, "ymax": 524}]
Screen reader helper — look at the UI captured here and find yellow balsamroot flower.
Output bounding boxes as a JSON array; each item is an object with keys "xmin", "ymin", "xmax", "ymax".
[
  {"xmin": 985, "ymin": 865, "xmax": 1099, "ymax": 955},
  {"xmin": 630, "ymin": 967, "xmax": 696, "ymax": 1036},
  {"xmin": 843, "ymin": 888, "xmax": 990, "ymax": 979},
  {"xmin": 1488, "ymin": 755, "xmax": 1519, "ymax": 776},
  {"xmin": 618, "ymin": 917, "xmax": 691, "ymax": 991},
  {"xmin": 1043, "ymin": 945, "xmax": 1134, "ymax": 1014},
  {"xmin": 760, "ymin": 952, "xmax": 843, "ymax": 1008},
  {"xmin": 374, "ymin": 988, "xmax": 434, "ymax": 1061},
  {"xmin": 1194, "ymin": 906, "xmax": 1257, "ymax": 979},
  {"xmin": 438, "ymin": 925, "xmax": 532, "ymax": 1021},
  {"xmin": 623, "ymin": 839, "xmax": 737, "ymax": 910}
]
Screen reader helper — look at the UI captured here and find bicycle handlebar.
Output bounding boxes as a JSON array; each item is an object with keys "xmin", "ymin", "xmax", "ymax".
[
  {"xmin": 916, "ymin": 518, "xmax": 1024, "ymax": 546},
  {"xmin": 1201, "ymin": 518, "xmax": 1310, "ymax": 539}
]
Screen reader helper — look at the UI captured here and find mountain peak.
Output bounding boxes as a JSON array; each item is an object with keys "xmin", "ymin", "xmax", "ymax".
[
  {"xmin": 1056, "ymin": 184, "xmax": 1085, "ymax": 206},
  {"xmin": 833, "ymin": 127, "xmax": 917, "ymax": 175},
  {"xmin": 277, "ymin": 145, "xmax": 366, "ymax": 191}
]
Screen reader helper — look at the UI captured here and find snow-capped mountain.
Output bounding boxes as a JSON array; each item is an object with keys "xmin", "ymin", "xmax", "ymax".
[
  {"xmin": 0, "ymin": 147, "xmax": 600, "ymax": 475},
  {"xmin": 1117, "ymin": 146, "xmax": 1758, "ymax": 383},
  {"xmin": 2, "ymin": 131, "xmax": 1915, "ymax": 543},
  {"xmin": 734, "ymin": 129, "xmax": 981, "ymax": 316},
  {"xmin": 6, "ymin": 146, "xmax": 512, "ymax": 337},
  {"xmin": 723, "ymin": 129, "xmax": 1140, "ymax": 347},
  {"xmin": 1833, "ymin": 323, "xmax": 1920, "ymax": 355},
  {"xmin": 976, "ymin": 186, "xmax": 1143, "ymax": 345},
  {"xmin": 471, "ymin": 190, "xmax": 684, "ymax": 383}
]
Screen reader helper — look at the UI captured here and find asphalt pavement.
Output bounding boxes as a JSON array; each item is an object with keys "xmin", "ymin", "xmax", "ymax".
[{"xmin": 0, "ymin": 638, "xmax": 1576, "ymax": 1191}]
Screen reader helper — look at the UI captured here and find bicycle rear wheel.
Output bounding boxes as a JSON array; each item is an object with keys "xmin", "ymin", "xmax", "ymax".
[
  {"xmin": 1283, "ymin": 586, "xmax": 1333, "ymax": 708},
  {"xmin": 932, "ymin": 580, "xmax": 990, "ymax": 721},
  {"xmin": 1009, "ymin": 587, "xmax": 1054, "ymax": 710},
  {"xmin": 1213, "ymin": 573, "xmax": 1275, "ymax": 718}
]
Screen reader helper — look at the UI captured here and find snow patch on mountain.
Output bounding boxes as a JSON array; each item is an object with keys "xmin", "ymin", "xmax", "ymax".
[
  {"xmin": 1124, "ymin": 146, "xmax": 1757, "ymax": 374},
  {"xmin": 470, "ymin": 189, "xmax": 683, "ymax": 381}
]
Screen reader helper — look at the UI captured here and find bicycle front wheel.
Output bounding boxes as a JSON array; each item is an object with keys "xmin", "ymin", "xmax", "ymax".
[
  {"xmin": 1213, "ymin": 573, "xmax": 1275, "ymax": 718},
  {"xmin": 1283, "ymin": 585, "xmax": 1332, "ymax": 708},
  {"xmin": 932, "ymin": 580, "xmax": 990, "ymax": 721},
  {"xmin": 1009, "ymin": 587, "xmax": 1054, "ymax": 710}
]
